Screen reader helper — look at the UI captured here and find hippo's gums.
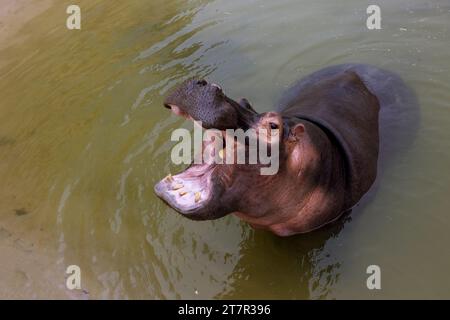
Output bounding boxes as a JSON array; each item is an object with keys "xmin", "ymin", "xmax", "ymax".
[{"xmin": 154, "ymin": 64, "xmax": 418, "ymax": 236}]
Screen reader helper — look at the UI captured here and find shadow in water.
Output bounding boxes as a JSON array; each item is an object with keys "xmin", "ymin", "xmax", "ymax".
[{"xmin": 218, "ymin": 215, "xmax": 350, "ymax": 299}]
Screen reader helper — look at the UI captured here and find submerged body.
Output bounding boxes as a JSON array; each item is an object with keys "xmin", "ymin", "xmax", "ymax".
[{"xmin": 155, "ymin": 64, "xmax": 418, "ymax": 236}]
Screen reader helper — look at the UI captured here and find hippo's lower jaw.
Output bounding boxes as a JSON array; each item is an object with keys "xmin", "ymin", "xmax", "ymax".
[{"xmin": 154, "ymin": 163, "xmax": 217, "ymax": 220}]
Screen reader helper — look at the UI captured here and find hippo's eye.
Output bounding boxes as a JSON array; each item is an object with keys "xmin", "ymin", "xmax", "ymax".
[
  {"xmin": 196, "ymin": 80, "xmax": 207, "ymax": 86},
  {"xmin": 269, "ymin": 122, "xmax": 279, "ymax": 130}
]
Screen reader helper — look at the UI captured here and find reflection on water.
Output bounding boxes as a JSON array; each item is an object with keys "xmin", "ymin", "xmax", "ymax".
[{"xmin": 0, "ymin": 0, "xmax": 449, "ymax": 299}]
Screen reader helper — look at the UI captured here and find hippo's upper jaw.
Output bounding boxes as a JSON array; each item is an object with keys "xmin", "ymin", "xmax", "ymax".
[{"xmin": 163, "ymin": 79, "xmax": 258, "ymax": 130}]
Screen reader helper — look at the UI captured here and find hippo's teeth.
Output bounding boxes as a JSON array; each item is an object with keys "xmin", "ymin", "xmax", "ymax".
[
  {"xmin": 172, "ymin": 183, "xmax": 184, "ymax": 190},
  {"xmin": 218, "ymin": 149, "xmax": 224, "ymax": 160},
  {"xmin": 179, "ymin": 191, "xmax": 187, "ymax": 196},
  {"xmin": 195, "ymin": 192, "xmax": 201, "ymax": 203},
  {"xmin": 165, "ymin": 174, "xmax": 173, "ymax": 182}
]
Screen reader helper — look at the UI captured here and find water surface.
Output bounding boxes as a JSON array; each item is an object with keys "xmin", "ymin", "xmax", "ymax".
[{"xmin": 0, "ymin": 0, "xmax": 449, "ymax": 299}]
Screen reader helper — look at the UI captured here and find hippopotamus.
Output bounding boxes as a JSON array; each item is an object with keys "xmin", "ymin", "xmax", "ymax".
[{"xmin": 154, "ymin": 64, "xmax": 418, "ymax": 236}]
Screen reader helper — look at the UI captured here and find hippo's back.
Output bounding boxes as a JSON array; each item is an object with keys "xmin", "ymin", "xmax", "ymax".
[{"xmin": 278, "ymin": 64, "xmax": 420, "ymax": 169}]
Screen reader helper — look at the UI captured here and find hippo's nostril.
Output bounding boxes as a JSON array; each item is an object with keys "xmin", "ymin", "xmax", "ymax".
[{"xmin": 196, "ymin": 79, "xmax": 207, "ymax": 86}]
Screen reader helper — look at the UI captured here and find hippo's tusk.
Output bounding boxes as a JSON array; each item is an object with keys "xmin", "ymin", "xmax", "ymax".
[
  {"xmin": 179, "ymin": 191, "xmax": 187, "ymax": 196},
  {"xmin": 195, "ymin": 192, "xmax": 201, "ymax": 203},
  {"xmin": 172, "ymin": 183, "xmax": 184, "ymax": 190}
]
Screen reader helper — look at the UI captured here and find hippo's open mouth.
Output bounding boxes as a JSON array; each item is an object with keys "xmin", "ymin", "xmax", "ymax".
[
  {"xmin": 153, "ymin": 112, "xmax": 229, "ymax": 220},
  {"xmin": 154, "ymin": 79, "xmax": 260, "ymax": 220}
]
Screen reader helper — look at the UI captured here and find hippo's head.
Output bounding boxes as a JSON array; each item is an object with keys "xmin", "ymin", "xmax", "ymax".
[{"xmin": 155, "ymin": 79, "xmax": 312, "ymax": 222}]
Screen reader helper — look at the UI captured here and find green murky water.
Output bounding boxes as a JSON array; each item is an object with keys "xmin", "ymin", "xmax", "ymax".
[{"xmin": 0, "ymin": 0, "xmax": 449, "ymax": 299}]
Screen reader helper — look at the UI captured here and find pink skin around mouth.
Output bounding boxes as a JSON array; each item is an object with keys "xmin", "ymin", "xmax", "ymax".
[{"xmin": 157, "ymin": 163, "xmax": 214, "ymax": 213}]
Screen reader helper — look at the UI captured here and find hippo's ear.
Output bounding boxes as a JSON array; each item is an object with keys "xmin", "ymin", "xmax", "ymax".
[
  {"xmin": 239, "ymin": 98, "xmax": 256, "ymax": 112},
  {"xmin": 288, "ymin": 123, "xmax": 305, "ymax": 142}
]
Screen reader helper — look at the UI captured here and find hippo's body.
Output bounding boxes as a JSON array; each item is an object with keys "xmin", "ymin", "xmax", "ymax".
[
  {"xmin": 155, "ymin": 64, "xmax": 418, "ymax": 236},
  {"xmin": 278, "ymin": 64, "xmax": 418, "ymax": 168}
]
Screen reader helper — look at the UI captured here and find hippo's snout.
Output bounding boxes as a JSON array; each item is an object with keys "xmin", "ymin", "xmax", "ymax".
[{"xmin": 163, "ymin": 78, "xmax": 258, "ymax": 130}]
